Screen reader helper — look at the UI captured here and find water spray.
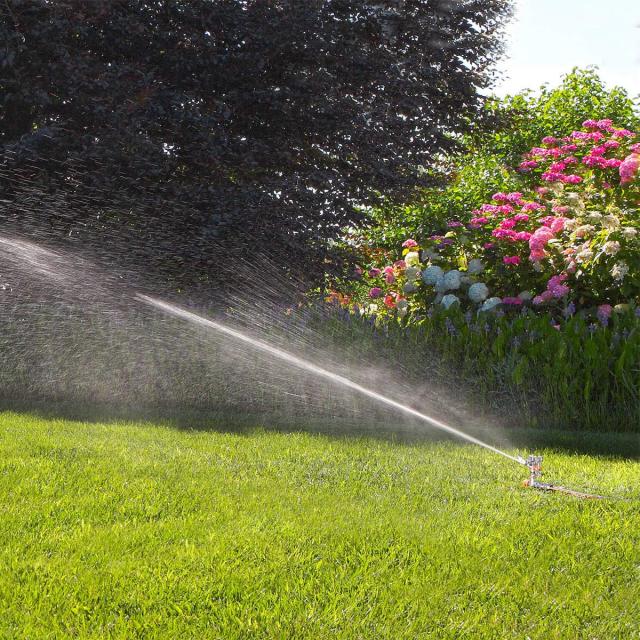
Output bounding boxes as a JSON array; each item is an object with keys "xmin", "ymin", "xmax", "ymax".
[
  {"xmin": 0, "ymin": 234, "xmax": 604, "ymax": 497},
  {"xmin": 137, "ymin": 295, "xmax": 603, "ymax": 497}
]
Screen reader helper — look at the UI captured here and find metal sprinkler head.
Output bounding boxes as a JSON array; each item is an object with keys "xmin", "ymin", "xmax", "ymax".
[{"xmin": 524, "ymin": 455, "xmax": 544, "ymax": 488}]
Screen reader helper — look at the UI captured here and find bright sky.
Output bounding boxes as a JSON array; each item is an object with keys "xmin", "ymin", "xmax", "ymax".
[{"xmin": 494, "ymin": 0, "xmax": 640, "ymax": 98}]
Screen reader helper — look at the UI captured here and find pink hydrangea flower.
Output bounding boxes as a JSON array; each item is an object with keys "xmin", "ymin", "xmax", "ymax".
[
  {"xmin": 492, "ymin": 192, "xmax": 508, "ymax": 202},
  {"xmin": 530, "ymin": 227, "xmax": 554, "ymax": 247},
  {"xmin": 619, "ymin": 153, "xmax": 640, "ymax": 185},
  {"xmin": 529, "ymin": 249, "xmax": 546, "ymax": 262},
  {"xmin": 583, "ymin": 155, "xmax": 608, "ymax": 168},
  {"xmin": 402, "ymin": 239, "xmax": 418, "ymax": 248},
  {"xmin": 369, "ymin": 287, "xmax": 383, "ymax": 298},
  {"xmin": 500, "ymin": 218, "xmax": 517, "ymax": 230},
  {"xmin": 492, "ymin": 228, "xmax": 517, "ymax": 241},
  {"xmin": 368, "ymin": 268, "xmax": 381, "ymax": 277},
  {"xmin": 549, "ymin": 217, "xmax": 567, "ymax": 233},
  {"xmin": 562, "ymin": 174, "xmax": 582, "ymax": 184},
  {"xmin": 503, "ymin": 256, "xmax": 521, "ymax": 265},
  {"xmin": 612, "ymin": 129, "xmax": 634, "ymax": 138},
  {"xmin": 529, "ymin": 227, "xmax": 555, "ymax": 260},
  {"xmin": 447, "ymin": 221, "xmax": 463, "ymax": 228},
  {"xmin": 571, "ymin": 131, "xmax": 590, "ymax": 140},
  {"xmin": 393, "ymin": 260, "xmax": 406, "ymax": 270},
  {"xmin": 383, "ymin": 266, "xmax": 395, "ymax": 284},
  {"xmin": 502, "ymin": 297, "xmax": 523, "ymax": 305},
  {"xmin": 512, "ymin": 213, "xmax": 530, "ymax": 223}
]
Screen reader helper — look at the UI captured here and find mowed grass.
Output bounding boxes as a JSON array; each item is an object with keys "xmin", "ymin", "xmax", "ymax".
[{"xmin": 0, "ymin": 412, "xmax": 639, "ymax": 639}]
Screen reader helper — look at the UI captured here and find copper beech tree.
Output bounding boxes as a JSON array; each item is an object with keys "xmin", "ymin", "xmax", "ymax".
[{"xmin": 0, "ymin": 0, "xmax": 511, "ymax": 292}]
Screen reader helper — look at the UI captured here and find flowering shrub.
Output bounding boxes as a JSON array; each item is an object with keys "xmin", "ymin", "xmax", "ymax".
[
  {"xmin": 339, "ymin": 120, "xmax": 640, "ymax": 318},
  {"xmin": 313, "ymin": 301, "xmax": 640, "ymax": 432}
]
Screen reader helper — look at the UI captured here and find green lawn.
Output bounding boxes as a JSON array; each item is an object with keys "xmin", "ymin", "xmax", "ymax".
[{"xmin": 0, "ymin": 412, "xmax": 639, "ymax": 639}]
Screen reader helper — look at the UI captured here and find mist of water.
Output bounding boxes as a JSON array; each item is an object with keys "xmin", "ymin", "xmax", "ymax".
[
  {"xmin": 137, "ymin": 294, "xmax": 526, "ymax": 466},
  {"xmin": 0, "ymin": 232, "xmax": 527, "ymax": 466}
]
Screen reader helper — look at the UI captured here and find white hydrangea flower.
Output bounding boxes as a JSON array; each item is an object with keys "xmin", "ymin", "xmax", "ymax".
[
  {"xmin": 603, "ymin": 240, "xmax": 621, "ymax": 256},
  {"xmin": 574, "ymin": 224, "xmax": 595, "ymax": 238},
  {"xmin": 611, "ymin": 261, "xmax": 629, "ymax": 281},
  {"xmin": 403, "ymin": 282, "xmax": 418, "ymax": 294},
  {"xmin": 480, "ymin": 297, "xmax": 502, "ymax": 313},
  {"xmin": 587, "ymin": 212, "xmax": 603, "ymax": 222},
  {"xmin": 566, "ymin": 192, "xmax": 582, "ymax": 204},
  {"xmin": 614, "ymin": 303, "xmax": 630, "ymax": 314},
  {"xmin": 405, "ymin": 251, "xmax": 420, "ymax": 266},
  {"xmin": 602, "ymin": 215, "xmax": 620, "ymax": 230},
  {"xmin": 405, "ymin": 266, "xmax": 421, "ymax": 281},
  {"xmin": 622, "ymin": 227, "xmax": 637, "ymax": 239},
  {"xmin": 367, "ymin": 303, "xmax": 378, "ymax": 313},
  {"xmin": 468, "ymin": 282, "xmax": 489, "ymax": 303},
  {"xmin": 421, "ymin": 265, "xmax": 443, "ymax": 285},
  {"xmin": 467, "ymin": 258, "xmax": 484, "ymax": 274},
  {"xmin": 440, "ymin": 294, "xmax": 460, "ymax": 309},
  {"xmin": 563, "ymin": 219, "xmax": 579, "ymax": 232},
  {"xmin": 576, "ymin": 247, "xmax": 593, "ymax": 263},
  {"xmin": 443, "ymin": 270, "xmax": 462, "ymax": 290}
]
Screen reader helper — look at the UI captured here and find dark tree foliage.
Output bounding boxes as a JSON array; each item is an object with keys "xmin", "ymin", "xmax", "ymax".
[{"xmin": 0, "ymin": 0, "xmax": 512, "ymax": 292}]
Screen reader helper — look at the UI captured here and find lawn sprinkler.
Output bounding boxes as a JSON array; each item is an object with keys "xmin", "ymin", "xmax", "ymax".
[
  {"xmin": 518, "ymin": 454, "xmax": 604, "ymax": 499},
  {"xmin": 523, "ymin": 455, "xmax": 545, "ymax": 489}
]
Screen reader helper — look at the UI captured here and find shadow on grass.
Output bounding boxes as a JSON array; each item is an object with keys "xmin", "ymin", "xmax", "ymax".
[{"xmin": 2, "ymin": 396, "xmax": 639, "ymax": 461}]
